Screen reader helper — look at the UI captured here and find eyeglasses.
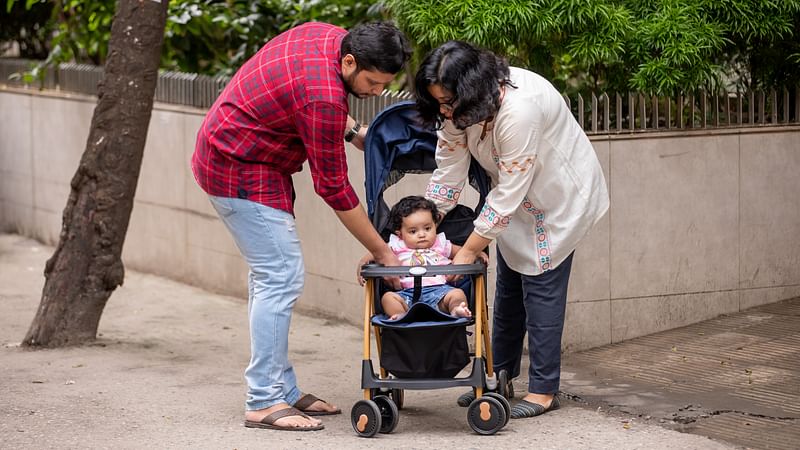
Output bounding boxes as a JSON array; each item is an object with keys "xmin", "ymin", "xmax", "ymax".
[{"xmin": 439, "ymin": 98, "xmax": 457, "ymax": 113}]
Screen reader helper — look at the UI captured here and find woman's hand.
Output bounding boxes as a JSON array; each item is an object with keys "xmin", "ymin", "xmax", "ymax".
[
  {"xmin": 447, "ymin": 248, "xmax": 479, "ymax": 283},
  {"xmin": 477, "ymin": 251, "xmax": 489, "ymax": 265}
]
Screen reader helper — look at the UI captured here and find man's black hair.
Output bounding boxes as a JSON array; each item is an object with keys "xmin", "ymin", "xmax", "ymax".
[{"xmin": 342, "ymin": 21, "xmax": 412, "ymax": 74}]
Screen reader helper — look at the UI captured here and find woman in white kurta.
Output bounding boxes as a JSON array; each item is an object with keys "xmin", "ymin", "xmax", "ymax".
[{"xmin": 415, "ymin": 41, "xmax": 609, "ymax": 418}]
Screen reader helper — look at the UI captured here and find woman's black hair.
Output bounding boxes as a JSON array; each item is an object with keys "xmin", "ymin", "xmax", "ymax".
[
  {"xmin": 342, "ymin": 21, "xmax": 412, "ymax": 74},
  {"xmin": 414, "ymin": 40, "xmax": 512, "ymax": 129},
  {"xmin": 388, "ymin": 196, "xmax": 440, "ymax": 233}
]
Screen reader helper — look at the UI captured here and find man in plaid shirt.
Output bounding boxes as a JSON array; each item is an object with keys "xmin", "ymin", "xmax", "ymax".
[{"xmin": 191, "ymin": 21, "xmax": 411, "ymax": 431}]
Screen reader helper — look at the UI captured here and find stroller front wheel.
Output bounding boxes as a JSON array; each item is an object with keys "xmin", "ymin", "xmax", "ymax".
[
  {"xmin": 482, "ymin": 392, "xmax": 511, "ymax": 427},
  {"xmin": 351, "ymin": 399, "xmax": 382, "ymax": 438},
  {"xmin": 467, "ymin": 396, "xmax": 507, "ymax": 435}
]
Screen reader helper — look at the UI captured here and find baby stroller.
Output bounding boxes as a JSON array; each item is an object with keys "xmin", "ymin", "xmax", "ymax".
[{"xmin": 351, "ymin": 101, "xmax": 512, "ymax": 437}]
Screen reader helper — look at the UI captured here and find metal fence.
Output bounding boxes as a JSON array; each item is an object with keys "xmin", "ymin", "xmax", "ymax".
[{"xmin": 2, "ymin": 58, "xmax": 799, "ymax": 134}]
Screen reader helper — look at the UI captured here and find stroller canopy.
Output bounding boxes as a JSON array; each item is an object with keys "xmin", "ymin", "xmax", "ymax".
[{"xmin": 363, "ymin": 101, "xmax": 490, "ymax": 239}]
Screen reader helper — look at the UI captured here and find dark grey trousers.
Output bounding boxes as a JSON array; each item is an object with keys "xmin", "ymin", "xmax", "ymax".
[{"xmin": 492, "ymin": 249, "xmax": 574, "ymax": 394}]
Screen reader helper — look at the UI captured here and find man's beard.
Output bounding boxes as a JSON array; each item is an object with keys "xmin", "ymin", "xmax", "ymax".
[{"xmin": 343, "ymin": 71, "xmax": 369, "ymax": 98}]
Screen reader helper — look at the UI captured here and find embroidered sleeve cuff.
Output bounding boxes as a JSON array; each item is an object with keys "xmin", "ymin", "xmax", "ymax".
[
  {"xmin": 426, "ymin": 182, "xmax": 461, "ymax": 212},
  {"xmin": 473, "ymin": 203, "xmax": 511, "ymax": 239}
]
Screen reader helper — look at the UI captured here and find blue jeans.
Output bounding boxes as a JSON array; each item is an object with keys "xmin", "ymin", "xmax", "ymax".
[
  {"xmin": 208, "ymin": 196, "xmax": 304, "ymax": 411},
  {"xmin": 492, "ymin": 249, "xmax": 573, "ymax": 395}
]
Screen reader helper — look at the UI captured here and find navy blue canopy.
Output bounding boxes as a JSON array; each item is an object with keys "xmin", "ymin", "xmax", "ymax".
[{"xmin": 363, "ymin": 100, "xmax": 490, "ymax": 240}]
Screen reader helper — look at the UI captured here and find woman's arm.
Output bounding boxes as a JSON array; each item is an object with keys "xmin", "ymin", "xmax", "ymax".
[
  {"xmin": 450, "ymin": 242, "xmax": 489, "ymax": 265},
  {"xmin": 426, "ymin": 121, "xmax": 471, "ymax": 216}
]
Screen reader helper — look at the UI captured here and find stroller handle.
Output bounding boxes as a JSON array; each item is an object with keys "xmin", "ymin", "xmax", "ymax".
[{"xmin": 360, "ymin": 262, "xmax": 486, "ymax": 278}]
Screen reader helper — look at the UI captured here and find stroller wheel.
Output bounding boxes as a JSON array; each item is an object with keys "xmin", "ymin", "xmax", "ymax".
[
  {"xmin": 351, "ymin": 400, "xmax": 382, "ymax": 438},
  {"xmin": 482, "ymin": 392, "xmax": 510, "ymax": 427},
  {"xmin": 390, "ymin": 388, "xmax": 405, "ymax": 410},
  {"xmin": 373, "ymin": 395, "xmax": 400, "ymax": 434},
  {"xmin": 497, "ymin": 369, "xmax": 514, "ymax": 400},
  {"xmin": 467, "ymin": 396, "xmax": 507, "ymax": 435}
]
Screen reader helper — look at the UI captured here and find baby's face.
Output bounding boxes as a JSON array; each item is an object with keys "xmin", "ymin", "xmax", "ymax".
[{"xmin": 397, "ymin": 210, "xmax": 437, "ymax": 249}]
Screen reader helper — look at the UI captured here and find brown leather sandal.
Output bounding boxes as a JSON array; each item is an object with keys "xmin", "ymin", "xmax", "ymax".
[
  {"xmin": 293, "ymin": 393, "xmax": 342, "ymax": 416},
  {"xmin": 244, "ymin": 406, "xmax": 324, "ymax": 431}
]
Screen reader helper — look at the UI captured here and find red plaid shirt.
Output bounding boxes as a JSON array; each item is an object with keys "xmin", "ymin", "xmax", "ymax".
[{"xmin": 191, "ymin": 22, "xmax": 360, "ymax": 215}]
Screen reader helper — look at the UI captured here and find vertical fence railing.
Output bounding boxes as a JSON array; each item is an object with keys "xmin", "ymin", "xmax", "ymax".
[
  {"xmin": 565, "ymin": 88, "xmax": 800, "ymax": 134},
  {"xmin": 2, "ymin": 58, "xmax": 799, "ymax": 131}
]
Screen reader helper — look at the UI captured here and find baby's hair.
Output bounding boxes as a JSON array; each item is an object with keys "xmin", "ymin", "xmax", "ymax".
[{"xmin": 388, "ymin": 196, "xmax": 440, "ymax": 233}]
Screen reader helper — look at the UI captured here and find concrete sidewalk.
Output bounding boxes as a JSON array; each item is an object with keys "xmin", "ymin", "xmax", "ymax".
[
  {"xmin": 1, "ymin": 233, "xmax": 732, "ymax": 449},
  {"xmin": 561, "ymin": 297, "xmax": 800, "ymax": 450}
]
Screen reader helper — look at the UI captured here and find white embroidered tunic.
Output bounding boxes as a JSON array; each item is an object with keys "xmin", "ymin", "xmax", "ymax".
[{"xmin": 426, "ymin": 67, "xmax": 609, "ymax": 275}]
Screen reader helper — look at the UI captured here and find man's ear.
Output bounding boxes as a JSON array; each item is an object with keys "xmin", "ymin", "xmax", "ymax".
[{"xmin": 342, "ymin": 54, "xmax": 357, "ymax": 71}]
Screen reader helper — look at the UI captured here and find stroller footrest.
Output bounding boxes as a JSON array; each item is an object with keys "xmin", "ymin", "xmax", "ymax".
[{"xmin": 360, "ymin": 358, "xmax": 485, "ymax": 390}]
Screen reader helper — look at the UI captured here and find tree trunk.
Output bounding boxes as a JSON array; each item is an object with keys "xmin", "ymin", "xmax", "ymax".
[{"xmin": 23, "ymin": 0, "xmax": 169, "ymax": 347}]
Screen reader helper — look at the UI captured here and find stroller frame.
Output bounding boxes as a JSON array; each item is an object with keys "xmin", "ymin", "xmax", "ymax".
[
  {"xmin": 351, "ymin": 100, "xmax": 510, "ymax": 437},
  {"xmin": 352, "ymin": 263, "xmax": 511, "ymax": 436}
]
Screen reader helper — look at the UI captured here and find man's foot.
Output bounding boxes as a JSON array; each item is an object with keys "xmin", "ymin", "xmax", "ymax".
[
  {"xmin": 293, "ymin": 393, "xmax": 341, "ymax": 416},
  {"xmin": 245, "ymin": 403, "xmax": 321, "ymax": 429},
  {"xmin": 449, "ymin": 301, "xmax": 472, "ymax": 318}
]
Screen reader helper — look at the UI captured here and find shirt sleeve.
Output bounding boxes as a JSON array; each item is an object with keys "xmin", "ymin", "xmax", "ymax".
[
  {"xmin": 388, "ymin": 233, "xmax": 406, "ymax": 253},
  {"xmin": 295, "ymin": 101, "xmax": 360, "ymax": 211},
  {"xmin": 432, "ymin": 232, "xmax": 452, "ymax": 258},
  {"xmin": 474, "ymin": 105, "xmax": 543, "ymax": 240},
  {"xmin": 425, "ymin": 120, "xmax": 471, "ymax": 216}
]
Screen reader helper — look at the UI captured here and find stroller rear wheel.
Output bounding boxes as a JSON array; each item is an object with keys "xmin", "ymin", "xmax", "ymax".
[
  {"xmin": 351, "ymin": 399, "xmax": 382, "ymax": 438},
  {"xmin": 373, "ymin": 395, "xmax": 400, "ymax": 434},
  {"xmin": 390, "ymin": 388, "xmax": 405, "ymax": 410},
  {"xmin": 497, "ymin": 369, "xmax": 514, "ymax": 399},
  {"xmin": 466, "ymin": 396, "xmax": 507, "ymax": 435}
]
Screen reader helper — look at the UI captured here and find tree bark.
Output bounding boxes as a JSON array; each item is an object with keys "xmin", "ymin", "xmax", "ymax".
[{"xmin": 23, "ymin": 0, "xmax": 169, "ymax": 347}]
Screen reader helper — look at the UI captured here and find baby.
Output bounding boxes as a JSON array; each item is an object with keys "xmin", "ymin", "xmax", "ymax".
[{"xmin": 359, "ymin": 195, "xmax": 487, "ymax": 320}]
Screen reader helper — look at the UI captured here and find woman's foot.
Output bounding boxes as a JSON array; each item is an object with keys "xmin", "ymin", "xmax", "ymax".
[
  {"xmin": 523, "ymin": 393, "xmax": 554, "ymax": 408},
  {"xmin": 449, "ymin": 301, "xmax": 472, "ymax": 318},
  {"xmin": 510, "ymin": 393, "xmax": 560, "ymax": 419},
  {"xmin": 245, "ymin": 403, "xmax": 322, "ymax": 428}
]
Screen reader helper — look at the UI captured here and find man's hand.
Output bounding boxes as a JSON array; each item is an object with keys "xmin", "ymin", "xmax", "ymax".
[
  {"xmin": 350, "ymin": 124, "xmax": 367, "ymax": 150},
  {"xmin": 372, "ymin": 249, "xmax": 402, "ymax": 290},
  {"xmin": 356, "ymin": 252, "xmax": 374, "ymax": 286}
]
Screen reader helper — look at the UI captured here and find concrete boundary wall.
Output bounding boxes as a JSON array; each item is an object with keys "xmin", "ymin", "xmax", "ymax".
[{"xmin": 2, "ymin": 87, "xmax": 799, "ymax": 352}]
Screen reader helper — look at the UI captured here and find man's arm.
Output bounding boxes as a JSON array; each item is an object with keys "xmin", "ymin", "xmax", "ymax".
[
  {"xmin": 345, "ymin": 115, "xmax": 368, "ymax": 151},
  {"xmin": 336, "ymin": 205, "xmax": 401, "ymax": 288}
]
